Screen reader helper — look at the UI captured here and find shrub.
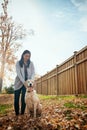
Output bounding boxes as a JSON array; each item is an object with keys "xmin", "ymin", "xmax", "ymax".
[{"xmin": 4, "ymin": 85, "xmax": 14, "ymax": 94}]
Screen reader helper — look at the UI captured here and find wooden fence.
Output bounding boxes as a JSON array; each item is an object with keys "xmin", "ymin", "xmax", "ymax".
[{"xmin": 35, "ymin": 46, "xmax": 87, "ymax": 95}]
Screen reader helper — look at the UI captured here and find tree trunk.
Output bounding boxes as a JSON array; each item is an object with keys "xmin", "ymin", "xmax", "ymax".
[
  {"xmin": 0, "ymin": 53, "xmax": 5, "ymax": 92},
  {"xmin": 0, "ymin": 78, "xmax": 3, "ymax": 92},
  {"xmin": 0, "ymin": 65, "xmax": 4, "ymax": 92}
]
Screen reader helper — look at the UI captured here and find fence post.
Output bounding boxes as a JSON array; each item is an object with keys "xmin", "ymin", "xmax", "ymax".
[
  {"xmin": 47, "ymin": 72, "xmax": 49, "ymax": 95},
  {"xmin": 41, "ymin": 76, "xmax": 42, "ymax": 94},
  {"xmin": 36, "ymin": 80, "xmax": 38, "ymax": 93},
  {"xmin": 56, "ymin": 65, "xmax": 59, "ymax": 95},
  {"xmin": 74, "ymin": 51, "xmax": 78, "ymax": 95}
]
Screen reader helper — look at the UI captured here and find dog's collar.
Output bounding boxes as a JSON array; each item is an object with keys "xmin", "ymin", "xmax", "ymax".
[{"xmin": 27, "ymin": 90, "xmax": 33, "ymax": 93}]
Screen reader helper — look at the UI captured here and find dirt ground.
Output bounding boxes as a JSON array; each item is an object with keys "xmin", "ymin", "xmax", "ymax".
[
  {"xmin": 0, "ymin": 94, "xmax": 14, "ymax": 105},
  {"xmin": 0, "ymin": 94, "xmax": 87, "ymax": 130}
]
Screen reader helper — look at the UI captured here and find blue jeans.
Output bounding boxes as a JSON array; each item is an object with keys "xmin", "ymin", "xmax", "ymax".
[{"xmin": 14, "ymin": 85, "xmax": 26, "ymax": 115}]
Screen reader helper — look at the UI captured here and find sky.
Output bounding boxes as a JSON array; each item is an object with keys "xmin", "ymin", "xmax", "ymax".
[{"xmin": 0, "ymin": 0, "xmax": 87, "ymax": 76}]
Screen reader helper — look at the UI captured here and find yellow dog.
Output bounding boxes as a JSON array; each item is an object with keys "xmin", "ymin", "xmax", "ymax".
[{"xmin": 25, "ymin": 80, "xmax": 42, "ymax": 118}]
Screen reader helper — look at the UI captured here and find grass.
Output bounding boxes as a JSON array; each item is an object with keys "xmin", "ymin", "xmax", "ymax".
[
  {"xmin": 0, "ymin": 104, "xmax": 13, "ymax": 115},
  {"xmin": 0, "ymin": 94, "xmax": 87, "ymax": 116},
  {"xmin": 64, "ymin": 102, "xmax": 87, "ymax": 110},
  {"xmin": 39, "ymin": 94, "xmax": 87, "ymax": 100},
  {"xmin": 38, "ymin": 94, "xmax": 76, "ymax": 100},
  {"xmin": 39, "ymin": 95, "xmax": 87, "ymax": 110},
  {"xmin": 78, "ymin": 95, "xmax": 87, "ymax": 98}
]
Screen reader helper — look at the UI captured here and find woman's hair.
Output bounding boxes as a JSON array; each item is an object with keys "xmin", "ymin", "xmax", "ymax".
[{"xmin": 19, "ymin": 50, "xmax": 31, "ymax": 67}]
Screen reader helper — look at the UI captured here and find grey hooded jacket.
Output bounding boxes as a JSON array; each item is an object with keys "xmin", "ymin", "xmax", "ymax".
[{"xmin": 14, "ymin": 61, "xmax": 35, "ymax": 90}]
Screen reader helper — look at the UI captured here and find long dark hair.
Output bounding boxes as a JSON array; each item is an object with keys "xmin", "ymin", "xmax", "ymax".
[{"xmin": 19, "ymin": 50, "xmax": 31, "ymax": 68}]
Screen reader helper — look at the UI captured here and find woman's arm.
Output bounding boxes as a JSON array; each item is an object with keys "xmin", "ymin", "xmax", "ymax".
[
  {"xmin": 16, "ymin": 61, "xmax": 25, "ymax": 84},
  {"xmin": 31, "ymin": 62, "xmax": 35, "ymax": 80}
]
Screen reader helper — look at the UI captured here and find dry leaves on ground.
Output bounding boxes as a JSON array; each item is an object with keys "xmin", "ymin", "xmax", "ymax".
[{"xmin": 0, "ymin": 94, "xmax": 87, "ymax": 130}]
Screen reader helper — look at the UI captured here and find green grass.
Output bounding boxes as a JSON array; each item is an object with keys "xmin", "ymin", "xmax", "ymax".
[
  {"xmin": 38, "ymin": 94, "xmax": 87, "ymax": 100},
  {"xmin": 38, "ymin": 95, "xmax": 57, "ymax": 100},
  {"xmin": 0, "ymin": 104, "xmax": 12, "ymax": 115},
  {"xmin": 78, "ymin": 95, "xmax": 87, "ymax": 98},
  {"xmin": 38, "ymin": 95, "xmax": 87, "ymax": 110},
  {"xmin": 38, "ymin": 95, "xmax": 76, "ymax": 100},
  {"xmin": 64, "ymin": 102, "xmax": 87, "ymax": 110}
]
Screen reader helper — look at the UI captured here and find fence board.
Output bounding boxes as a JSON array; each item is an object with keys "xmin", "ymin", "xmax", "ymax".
[{"xmin": 35, "ymin": 46, "xmax": 87, "ymax": 95}]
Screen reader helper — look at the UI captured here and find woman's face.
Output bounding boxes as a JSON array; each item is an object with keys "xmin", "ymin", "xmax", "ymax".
[{"xmin": 23, "ymin": 53, "xmax": 31, "ymax": 62}]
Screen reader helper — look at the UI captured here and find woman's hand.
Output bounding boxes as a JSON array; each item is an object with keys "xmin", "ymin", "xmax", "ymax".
[{"xmin": 24, "ymin": 81, "xmax": 28, "ymax": 88}]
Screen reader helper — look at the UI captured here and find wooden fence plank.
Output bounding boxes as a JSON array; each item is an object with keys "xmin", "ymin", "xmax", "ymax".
[{"xmin": 35, "ymin": 46, "xmax": 87, "ymax": 95}]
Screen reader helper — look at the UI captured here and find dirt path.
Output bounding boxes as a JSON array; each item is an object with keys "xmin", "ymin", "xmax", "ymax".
[{"xmin": 0, "ymin": 94, "xmax": 87, "ymax": 130}]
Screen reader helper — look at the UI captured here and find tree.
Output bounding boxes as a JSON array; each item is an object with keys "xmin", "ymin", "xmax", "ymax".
[{"xmin": 0, "ymin": 0, "xmax": 26, "ymax": 92}]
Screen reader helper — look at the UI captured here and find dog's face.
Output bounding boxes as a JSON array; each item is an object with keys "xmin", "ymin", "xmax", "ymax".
[
  {"xmin": 27, "ymin": 80, "xmax": 34, "ymax": 87},
  {"xmin": 26, "ymin": 80, "xmax": 34, "ymax": 92}
]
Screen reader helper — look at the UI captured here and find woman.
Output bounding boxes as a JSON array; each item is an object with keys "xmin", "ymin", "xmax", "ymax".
[{"xmin": 14, "ymin": 50, "xmax": 35, "ymax": 115}]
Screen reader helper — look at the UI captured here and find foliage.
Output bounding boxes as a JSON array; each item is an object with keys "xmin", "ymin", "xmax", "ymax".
[
  {"xmin": 0, "ymin": 94, "xmax": 87, "ymax": 129},
  {"xmin": 4, "ymin": 85, "xmax": 14, "ymax": 94},
  {"xmin": 0, "ymin": 0, "xmax": 26, "ymax": 91}
]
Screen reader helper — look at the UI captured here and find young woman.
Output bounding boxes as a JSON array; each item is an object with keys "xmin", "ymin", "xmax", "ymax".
[{"xmin": 14, "ymin": 50, "xmax": 35, "ymax": 115}]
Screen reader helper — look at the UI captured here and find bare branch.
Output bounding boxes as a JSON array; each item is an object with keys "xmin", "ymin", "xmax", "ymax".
[{"xmin": 0, "ymin": 0, "xmax": 26, "ymax": 91}]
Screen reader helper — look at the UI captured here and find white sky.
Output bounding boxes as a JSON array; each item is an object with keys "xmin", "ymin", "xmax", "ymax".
[{"xmin": 0, "ymin": 0, "xmax": 87, "ymax": 76}]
